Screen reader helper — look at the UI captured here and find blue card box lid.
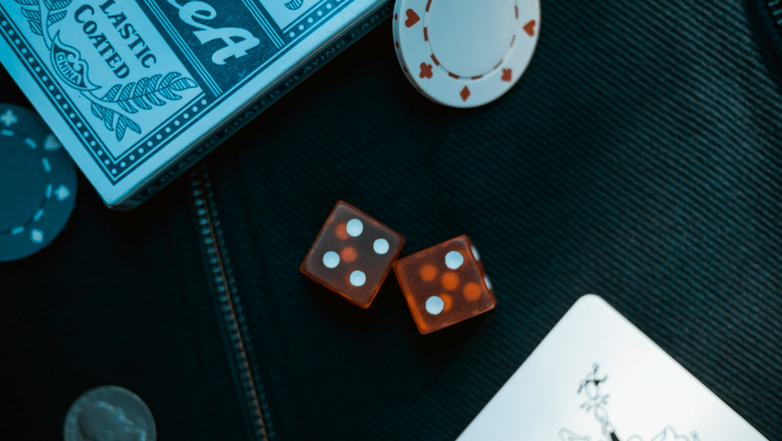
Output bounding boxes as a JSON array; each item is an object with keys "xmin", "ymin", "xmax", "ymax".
[{"xmin": 0, "ymin": 0, "xmax": 389, "ymax": 209}]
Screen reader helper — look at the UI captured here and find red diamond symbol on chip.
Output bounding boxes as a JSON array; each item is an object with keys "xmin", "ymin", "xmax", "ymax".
[{"xmin": 460, "ymin": 86, "xmax": 470, "ymax": 102}]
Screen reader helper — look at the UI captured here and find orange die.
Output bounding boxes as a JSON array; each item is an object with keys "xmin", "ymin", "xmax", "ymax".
[
  {"xmin": 393, "ymin": 236, "xmax": 496, "ymax": 334},
  {"xmin": 301, "ymin": 201, "xmax": 405, "ymax": 308}
]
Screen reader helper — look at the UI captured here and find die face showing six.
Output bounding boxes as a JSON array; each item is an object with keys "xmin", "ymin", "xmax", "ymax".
[
  {"xmin": 393, "ymin": 236, "xmax": 496, "ymax": 334},
  {"xmin": 301, "ymin": 202, "xmax": 405, "ymax": 308}
]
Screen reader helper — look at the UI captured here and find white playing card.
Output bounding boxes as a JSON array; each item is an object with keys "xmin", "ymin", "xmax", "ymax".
[{"xmin": 457, "ymin": 295, "xmax": 767, "ymax": 441}]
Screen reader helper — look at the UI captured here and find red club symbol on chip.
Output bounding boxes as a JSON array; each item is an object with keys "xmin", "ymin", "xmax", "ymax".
[
  {"xmin": 524, "ymin": 20, "xmax": 536, "ymax": 36},
  {"xmin": 501, "ymin": 69, "xmax": 512, "ymax": 82},
  {"xmin": 405, "ymin": 9, "xmax": 420, "ymax": 27},
  {"xmin": 420, "ymin": 63, "xmax": 433, "ymax": 79}
]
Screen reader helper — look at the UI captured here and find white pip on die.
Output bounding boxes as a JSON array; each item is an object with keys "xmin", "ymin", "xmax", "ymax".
[{"xmin": 301, "ymin": 201, "xmax": 405, "ymax": 308}]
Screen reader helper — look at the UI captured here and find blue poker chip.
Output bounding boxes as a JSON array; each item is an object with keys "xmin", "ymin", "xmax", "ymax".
[{"xmin": 0, "ymin": 104, "xmax": 77, "ymax": 262}]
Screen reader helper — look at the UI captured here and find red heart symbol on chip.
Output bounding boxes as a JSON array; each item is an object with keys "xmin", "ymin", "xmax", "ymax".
[
  {"xmin": 405, "ymin": 9, "xmax": 420, "ymax": 28},
  {"xmin": 524, "ymin": 20, "xmax": 536, "ymax": 36}
]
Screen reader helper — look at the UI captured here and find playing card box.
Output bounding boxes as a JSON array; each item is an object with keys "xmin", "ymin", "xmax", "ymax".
[{"xmin": 0, "ymin": 0, "xmax": 389, "ymax": 209}]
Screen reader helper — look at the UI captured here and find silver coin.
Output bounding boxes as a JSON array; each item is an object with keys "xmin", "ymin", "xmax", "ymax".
[{"xmin": 63, "ymin": 386, "xmax": 156, "ymax": 441}]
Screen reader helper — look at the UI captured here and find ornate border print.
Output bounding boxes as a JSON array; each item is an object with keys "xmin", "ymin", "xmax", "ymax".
[
  {"xmin": 16, "ymin": 0, "xmax": 198, "ymax": 142},
  {"xmin": 0, "ymin": 0, "xmax": 354, "ymax": 183}
]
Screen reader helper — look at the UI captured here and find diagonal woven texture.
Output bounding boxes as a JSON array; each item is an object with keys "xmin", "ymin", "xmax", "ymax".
[
  {"xmin": 207, "ymin": 0, "xmax": 782, "ymax": 439},
  {"xmin": 2, "ymin": 0, "xmax": 781, "ymax": 439}
]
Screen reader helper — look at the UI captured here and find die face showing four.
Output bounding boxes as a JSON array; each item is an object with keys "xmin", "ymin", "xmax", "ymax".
[
  {"xmin": 393, "ymin": 236, "xmax": 496, "ymax": 334},
  {"xmin": 301, "ymin": 202, "xmax": 405, "ymax": 308}
]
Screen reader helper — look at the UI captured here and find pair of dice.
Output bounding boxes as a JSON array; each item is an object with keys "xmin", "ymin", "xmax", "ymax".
[{"xmin": 301, "ymin": 201, "xmax": 496, "ymax": 334}]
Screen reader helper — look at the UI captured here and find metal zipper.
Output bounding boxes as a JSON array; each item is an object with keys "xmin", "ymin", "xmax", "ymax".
[{"xmin": 190, "ymin": 165, "xmax": 272, "ymax": 441}]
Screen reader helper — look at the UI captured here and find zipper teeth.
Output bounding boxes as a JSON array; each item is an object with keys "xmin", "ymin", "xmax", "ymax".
[{"xmin": 190, "ymin": 166, "xmax": 271, "ymax": 441}]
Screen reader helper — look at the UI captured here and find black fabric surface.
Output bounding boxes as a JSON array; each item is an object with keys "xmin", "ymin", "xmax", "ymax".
[
  {"xmin": 0, "ymin": 152, "xmax": 250, "ymax": 438},
  {"xmin": 2, "ymin": 0, "xmax": 782, "ymax": 439}
]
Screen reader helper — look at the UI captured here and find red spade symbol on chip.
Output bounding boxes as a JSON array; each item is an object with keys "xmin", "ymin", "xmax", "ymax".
[
  {"xmin": 405, "ymin": 9, "xmax": 420, "ymax": 27},
  {"xmin": 501, "ymin": 69, "xmax": 512, "ymax": 82}
]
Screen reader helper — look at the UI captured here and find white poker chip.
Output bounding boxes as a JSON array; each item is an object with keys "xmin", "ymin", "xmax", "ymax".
[{"xmin": 393, "ymin": 0, "xmax": 541, "ymax": 108}]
